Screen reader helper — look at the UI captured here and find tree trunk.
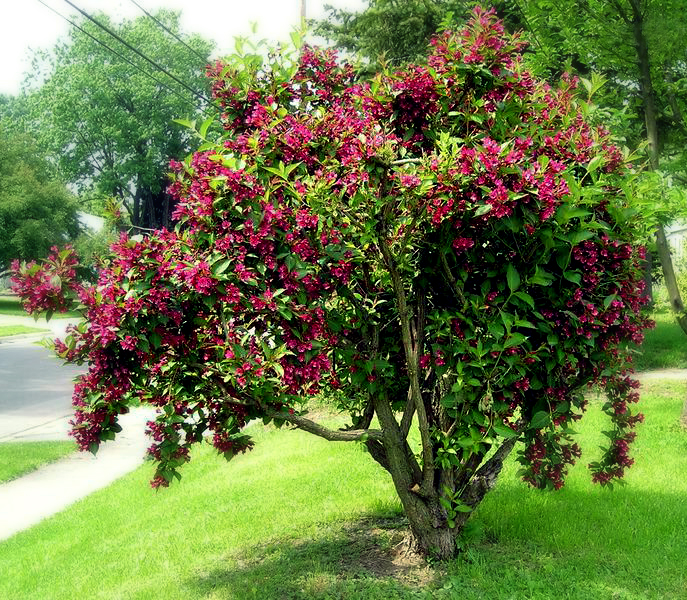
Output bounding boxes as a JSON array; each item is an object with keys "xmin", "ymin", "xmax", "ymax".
[
  {"xmin": 371, "ymin": 393, "xmax": 458, "ymax": 559},
  {"xmin": 627, "ymin": 1, "xmax": 687, "ymax": 425},
  {"xmin": 643, "ymin": 250, "xmax": 653, "ymax": 304},
  {"xmin": 628, "ymin": 1, "xmax": 686, "ymax": 327},
  {"xmin": 655, "ymin": 225, "xmax": 687, "ymax": 334},
  {"xmin": 369, "ymin": 391, "xmax": 518, "ymax": 559},
  {"xmin": 627, "ymin": 2, "xmax": 685, "ymax": 315}
]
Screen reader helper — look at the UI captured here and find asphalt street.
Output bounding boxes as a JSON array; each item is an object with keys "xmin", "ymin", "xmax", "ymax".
[
  {"xmin": 0, "ymin": 337, "xmax": 84, "ymax": 441},
  {"xmin": 0, "ymin": 317, "xmax": 156, "ymax": 541}
]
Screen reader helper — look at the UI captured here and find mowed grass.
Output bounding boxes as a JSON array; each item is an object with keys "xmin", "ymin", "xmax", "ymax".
[
  {"xmin": 0, "ymin": 296, "xmax": 33, "ymax": 316},
  {"xmin": 0, "ymin": 295, "xmax": 80, "ymax": 319},
  {"xmin": 0, "ymin": 441, "xmax": 76, "ymax": 483},
  {"xmin": 0, "ymin": 382, "xmax": 685, "ymax": 599},
  {"xmin": 0, "ymin": 325, "xmax": 49, "ymax": 338},
  {"xmin": 442, "ymin": 379, "xmax": 687, "ymax": 599},
  {"xmin": 634, "ymin": 310, "xmax": 687, "ymax": 371}
]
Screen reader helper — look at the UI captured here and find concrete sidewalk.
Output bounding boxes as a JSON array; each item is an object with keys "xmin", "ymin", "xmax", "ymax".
[
  {"xmin": 634, "ymin": 368, "xmax": 687, "ymax": 382},
  {"xmin": 0, "ymin": 407, "xmax": 155, "ymax": 542}
]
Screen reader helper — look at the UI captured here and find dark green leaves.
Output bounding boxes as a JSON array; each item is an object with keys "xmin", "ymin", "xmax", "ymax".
[{"xmin": 506, "ymin": 264, "xmax": 521, "ymax": 292}]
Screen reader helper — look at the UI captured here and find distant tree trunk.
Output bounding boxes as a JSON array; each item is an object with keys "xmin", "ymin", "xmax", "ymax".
[{"xmin": 628, "ymin": 1, "xmax": 687, "ymax": 431}]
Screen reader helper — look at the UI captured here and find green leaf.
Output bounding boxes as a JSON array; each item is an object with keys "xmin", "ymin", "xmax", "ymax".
[
  {"xmin": 150, "ymin": 332, "xmax": 162, "ymax": 349},
  {"xmin": 488, "ymin": 321, "xmax": 505, "ymax": 338},
  {"xmin": 212, "ymin": 259, "xmax": 232, "ymax": 275},
  {"xmin": 567, "ymin": 230, "xmax": 595, "ymax": 245},
  {"xmin": 503, "ymin": 333, "xmax": 527, "ymax": 349},
  {"xmin": 527, "ymin": 266, "xmax": 554, "ymax": 286},
  {"xmin": 513, "ymin": 319, "xmax": 535, "ymax": 328},
  {"xmin": 198, "ymin": 115, "xmax": 215, "ymax": 139},
  {"xmin": 563, "ymin": 271, "xmax": 582, "ymax": 285},
  {"xmin": 529, "ymin": 411, "xmax": 550, "ymax": 429},
  {"xmin": 587, "ymin": 155, "xmax": 604, "ymax": 174},
  {"xmin": 604, "ymin": 294, "xmax": 617, "ymax": 309},
  {"xmin": 506, "ymin": 264, "xmax": 520, "ymax": 292},
  {"xmin": 492, "ymin": 423, "xmax": 519, "ymax": 438},
  {"xmin": 556, "ymin": 204, "xmax": 590, "ymax": 224},
  {"xmin": 474, "ymin": 203, "xmax": 492, "ymax": 217},
  {"xmin": 514, "ymin": 291, "xmax": 535, "ymax": 309},
  {"xmin": 172, "ymin": 117, "xmax": 194, "ymax": 129}
]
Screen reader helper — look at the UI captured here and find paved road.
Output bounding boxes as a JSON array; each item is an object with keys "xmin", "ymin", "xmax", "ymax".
[
  {"xmin": 0, "ymin": 319, "xmax": 84, "ymax": 441},
  {"xmin": 0, "ymin": 315, "xmax": 156, "ymax": 541}
]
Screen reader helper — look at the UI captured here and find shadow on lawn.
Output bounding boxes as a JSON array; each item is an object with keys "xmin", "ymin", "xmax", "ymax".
[
  {"xmin": 184, "ymin": 516, "xmax": 439, "ymax": 600},
  {"xmin": 185, "ymin": 481, "xmax": 687, "ymax": 600}
]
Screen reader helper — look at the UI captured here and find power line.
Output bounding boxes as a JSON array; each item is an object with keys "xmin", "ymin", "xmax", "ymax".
[
  {"xmin": 36, "ymin": 0, "xmax": 204, "ymax": 113},
  {"xmin": 128, "ymin": 0, "xmax": 209, "ymax": 63},
  {"xmin": 61, "ymin": 0, "xmax": 218, "ymax": 109}
]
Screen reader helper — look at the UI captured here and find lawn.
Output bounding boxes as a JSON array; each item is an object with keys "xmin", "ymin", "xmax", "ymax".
[
  {"xmin": 0, "ymin": 325, "xmax": 50, "ymax": 338},
  {"xmin": 0, "ymin": 381, "xmax": 684, "ymax": 599},
  {"xmin": 0, "ymin": 441, "xmax": 76, "ymax": 483},
  {"xmin": 633, "ymin": 309, "xmax": 687, "ymax": 371},
  {"xmin": 0, "ymin": 295, "xmax": 80, "ymax": 319}
]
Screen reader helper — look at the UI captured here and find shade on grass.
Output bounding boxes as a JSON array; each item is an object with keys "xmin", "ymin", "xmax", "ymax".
[
  {"xmin": 0, "ymin": 382, "xmax": 685, "ymax": 599},
  {"xmin": 633, "ymin": 310, "xmax": 687, "ymax": 371},
  {"xmin": 0, "ymin": 442, "xmax": 76, "ymax": 483}
]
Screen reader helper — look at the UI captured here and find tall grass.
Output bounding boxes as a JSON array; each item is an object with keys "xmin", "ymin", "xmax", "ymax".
[{"xmin": 0, "ymin": 382, "xmax": 685, "ymax": 599}]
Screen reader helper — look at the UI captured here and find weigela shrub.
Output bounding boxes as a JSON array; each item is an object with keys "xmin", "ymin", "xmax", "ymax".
[{"xmin": 13, "ymin": 8, "xmax": 650, "ymax": 491}]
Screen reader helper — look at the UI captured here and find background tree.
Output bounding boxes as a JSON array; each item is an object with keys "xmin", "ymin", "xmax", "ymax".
[
  {"xmin": 314, "ymin": 0, "xmax": 472, "ymax": 68},
  {"xmin": 13, "ymin": 12, "xmax": 650, "ymax": 560},
  {"xmin": 0, "ymin": 126, "xmax": 79, "ymax": 270},
  {"xmin": 23, "ymin": 9, "xmax": 214, "ymax": 230}
]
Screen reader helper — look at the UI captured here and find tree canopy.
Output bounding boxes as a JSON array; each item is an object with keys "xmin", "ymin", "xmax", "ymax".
[
  {"xmin": 13, "ymin": 9, "xmax": 650, "ymax": 559},
  {"xmin": 0, "ymin": 126, "xmax": 79, "ymax": 270},
  {"xmin": 23, "ymin": 9, "xmax": 214, "ymax": 230},
  {"xmin": 314, "ymin": 0, "xmax": 473, "ymax": 68}
]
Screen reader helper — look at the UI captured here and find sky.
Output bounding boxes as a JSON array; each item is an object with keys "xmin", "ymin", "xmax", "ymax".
[{"xmin": 0, "ymin": 0, "xmax": 366, "ymax": 96}]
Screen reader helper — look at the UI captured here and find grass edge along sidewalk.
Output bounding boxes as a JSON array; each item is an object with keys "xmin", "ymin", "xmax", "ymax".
[
  {"xmin": 0, "ymin": 441, "xmax": 76, "ymax": 483},
  {"xmin": 0, "ymin": 379, "xmax": 684, "ymax": 599},
  {"xmin": 0, "ymin": 408, "xmax": 153, "ymax": 542}
]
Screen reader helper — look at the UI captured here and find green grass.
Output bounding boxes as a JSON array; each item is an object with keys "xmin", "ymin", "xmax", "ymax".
[
  {"xmin": 0, "ymin": 441, "xmax": 76, "ymax": 483},
  {"xmin": 0, "ymin": 296, "xmax": 32, "ymax": 316},
  {"xmin": 633, "ymin": 310, "xmax": 687, "ymax": 371},
  {"xmin": 0, "ymin": 325, "xmax": 50, "ymax": 338},
  {"xmin": 0, "ymin": 382, "xmax": 685, "ymax": 599},
  {"xmin": 441, "ymin": 380, "xmax": 687, "ymax": 599},
  {"xmin": 0, "ymin": 296, "xmax": 79, "ymax": 319}
]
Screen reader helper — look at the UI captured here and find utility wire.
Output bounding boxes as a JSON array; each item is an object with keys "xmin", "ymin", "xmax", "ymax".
[
  {"xmin": 128, "ymin": 0, "xmax": 209, "ymax": 63},
  {"xmin": 36, "ymin": 0, "xmax": 204, "ymax": 113},
  {"xmin": 61, "ymin": 0, "xmax": 219, "ymax": 109}
]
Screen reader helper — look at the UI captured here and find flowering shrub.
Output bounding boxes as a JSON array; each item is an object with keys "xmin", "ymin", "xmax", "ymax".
[{"xmin": 12, "ymin": 8, "xmax": 651, "ymax": 558}]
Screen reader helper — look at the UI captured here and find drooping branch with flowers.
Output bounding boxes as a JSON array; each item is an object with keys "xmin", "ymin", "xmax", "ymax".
[{"xmin": 12, "ymin": 8, "xmax": 651, "ymax": 559}]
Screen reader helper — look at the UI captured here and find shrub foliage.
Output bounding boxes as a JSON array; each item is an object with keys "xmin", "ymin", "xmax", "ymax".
[{"xmin": 12, "ymin": 9, "xmax": 651, "ymax": 558}]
